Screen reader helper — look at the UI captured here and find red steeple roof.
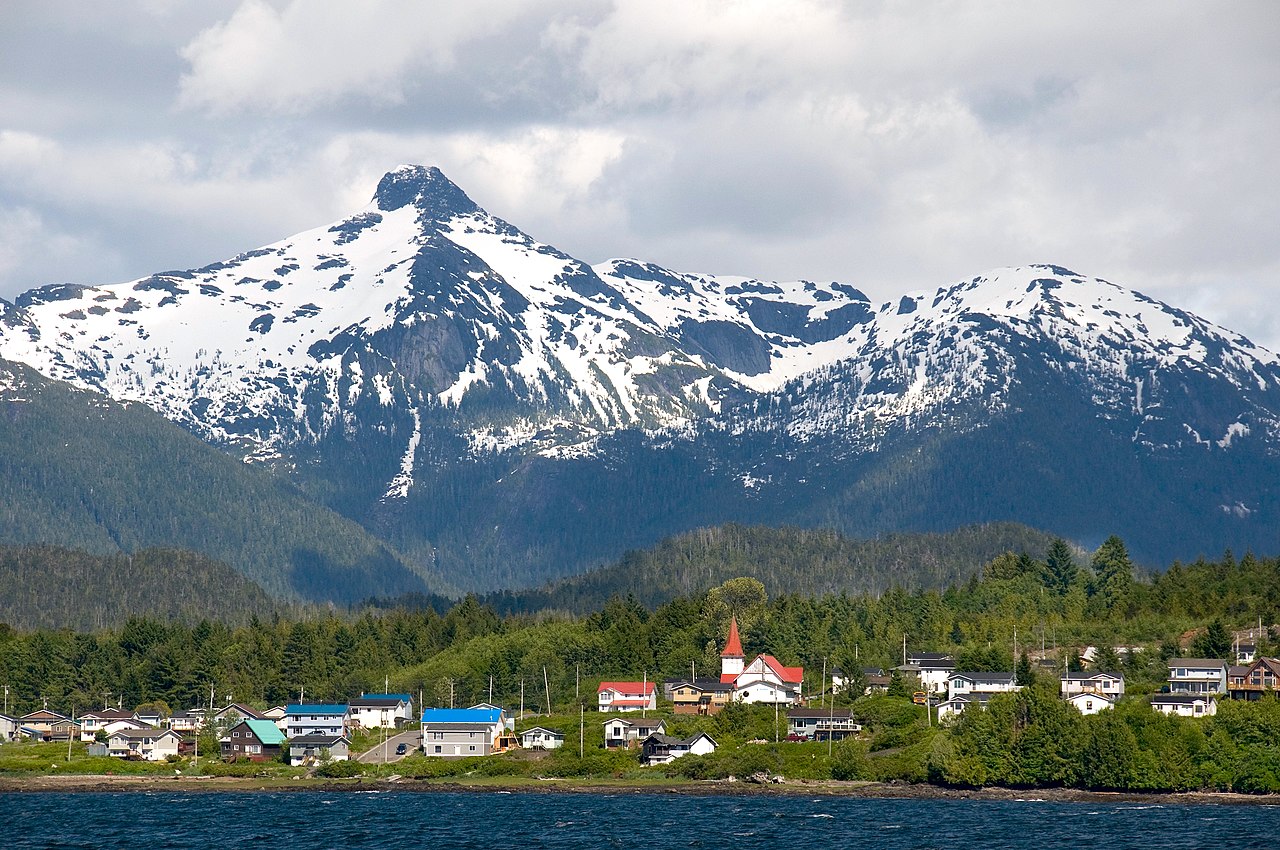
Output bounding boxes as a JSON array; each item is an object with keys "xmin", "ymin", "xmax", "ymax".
[{"xmin": 722, "ymin": 616, "xmax": 744, "ymax": 658}]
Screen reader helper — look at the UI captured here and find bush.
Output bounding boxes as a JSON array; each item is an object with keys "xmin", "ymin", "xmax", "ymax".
[{"xmin": 316, "ymin": 759, "xmax": 365, "ymax": 778}]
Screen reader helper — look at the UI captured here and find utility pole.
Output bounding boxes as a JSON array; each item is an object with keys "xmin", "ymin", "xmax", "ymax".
[
  {"xmin": 641, "ymin": 671, "xmax": 647, "ymax": 719},
  {"xmin": 1013, "ymin": 627, "xmax": 1018, "ymax": 685},
  {"xmin": 543, "ymin": 667, "xmax": 552, "ymax": 717},
  {"xmin": 579, "ymin": 705, "xmax": 584, "ymax": 759},
  {"xmin": 3, "ymin": 685, "xmax": 8, "ymax": 715},
  {"xmin": 520, "ymin": 680, "xmax": 525, "ymax": 720},
  {"xmin": 575, "ymin": 664, "xmax": 579, "ymax": 701},
  {"xmin": 489, "ymin": 675, "xmax": 493, "ymax": 705},
  {"xmin": 821, "ymin": 657, "xmax": 827, "ymax": 709}
]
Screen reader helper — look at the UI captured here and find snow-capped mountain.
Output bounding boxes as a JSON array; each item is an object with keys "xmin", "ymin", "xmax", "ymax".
[{"xmin": 2, "ymin": 165, "xmax": 1278, "ymax": 590}]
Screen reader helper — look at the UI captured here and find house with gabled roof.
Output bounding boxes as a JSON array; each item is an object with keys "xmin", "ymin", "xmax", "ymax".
[
  {"xmin": 349, "ymin": 694, "xmax": 413, "ymax": 729},
  {"xmin": 669, "ymin": 678, "xmax": 734, "ymax": 715},
  {"xmin": 107, "ymin": 728, "xmax": 182, "ymax": 761},
  {"xmin": 640, "ymin": 731, "xmax": 717, "ymax": 766},
  {"xmin": 210, "ymin": 703, "xmax": 264, "ymax": 728},
  {"xmin": 0, "ymin": 712, "xmax": 18, "ymax": 741},
  {"xmin": 289, "ymin": 734, "xmax": 351, "ymax": 766},
  {"xmin": 895, "ymin": 652, "xmax": 955, "ymax": 695},
  {"xmin": 221, "ymin": 718, "xmax": 285, "ymax": 762},
  {"xmin": 1227, "ymin": 657, "xmax": 1280, "ymax": 700},
  {"xmin": 719, "ymin": 617, "xmax": 804, "ymax": 705},
  {"xmin": 603, "ymin": 717, "xmax": 666, "ymax": 748},
  {"xmin": 518, "ymin": 726, "xmax": 564, "ymax": 750},
  {"xmin": 597, "ymin": 682, "xmax": 657, "ymax": 712},
  {"xmin": 947, "ymin": 671, "xmax": 1020, "ymax": 700},
  {"xmin": 786, "ymin": 708, "xmax": 861, "ymax": 741},
  {"xmin": 1060, "ymin": 670, "xmax": 1125, "ymax": 699},
  {"xmin": 79, "ymin": 708, "xmax": 139, "ymax": 742},
  {"xmin": 1066, "ymin": 691, "xmax": 1114, "ymax": 715}
]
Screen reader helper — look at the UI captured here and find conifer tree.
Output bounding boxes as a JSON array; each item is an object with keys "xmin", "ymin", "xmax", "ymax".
[{"xmin": 1041, "ymin": 539, "xmax": 1078, "ymax": 595}]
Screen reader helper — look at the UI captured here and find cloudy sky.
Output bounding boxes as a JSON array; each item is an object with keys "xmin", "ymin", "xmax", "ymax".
[{"xmin": 3, "ymin": 1, "xmax": 1278, "ymax": 348}]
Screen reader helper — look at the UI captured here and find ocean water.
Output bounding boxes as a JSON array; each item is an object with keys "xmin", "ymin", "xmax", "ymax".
[{"xmin": 4, "ymin": 790, "xmax": 1279, "ymax": 849}]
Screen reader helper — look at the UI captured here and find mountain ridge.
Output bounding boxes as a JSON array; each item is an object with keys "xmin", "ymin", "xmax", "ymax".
[{"xmin": 1, "ymin": 166, "xmax": 1277, "ymax": 592}]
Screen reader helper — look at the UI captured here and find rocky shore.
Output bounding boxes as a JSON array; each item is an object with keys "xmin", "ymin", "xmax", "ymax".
[{"xmin": 2, "ymin": 772, "xmax": 1278, "ymax": 806}]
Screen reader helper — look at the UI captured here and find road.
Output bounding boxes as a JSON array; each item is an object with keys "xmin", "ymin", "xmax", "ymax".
[{"xmin": 357, "ymin": 728, "xmax": 421, "ymax": 764}]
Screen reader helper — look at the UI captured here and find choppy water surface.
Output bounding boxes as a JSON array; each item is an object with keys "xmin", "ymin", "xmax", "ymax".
[{"xmin": 4, "ymin": 790, "xmax": 1279, "ymax": 849}]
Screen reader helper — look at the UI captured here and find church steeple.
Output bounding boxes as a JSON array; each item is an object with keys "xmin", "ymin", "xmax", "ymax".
[{"xmin": 721, "ymin": 616, "xmax": 744, "ymax": 678}]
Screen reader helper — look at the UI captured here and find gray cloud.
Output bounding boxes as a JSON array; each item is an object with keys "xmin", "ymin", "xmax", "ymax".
[{"xmin": 2, "ymin": 0, "xmax": 1278, "ymax": 352}]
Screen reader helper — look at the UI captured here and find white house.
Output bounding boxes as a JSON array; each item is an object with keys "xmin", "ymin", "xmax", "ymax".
[
  {"xmin": 519, "ymin": 726, "xmax": 564, "ymax": 750},
  {"xmin": 719, "ymin": 618, "xmax": 805, "ymax": 706},
  {"xmin": 165, "ymin": 710, "xmax": 204, "ymax": 735},
  {"xmin": 1066, "ymin": 692, "xmax": 1114, "ymax": 715},
  {"xmin": 1060, "ymin": 671, "xmax": 1126, "ymax": 699},
  {"xmin": 348, "ymin": 694, "xmax": 413, "ymax": 729},
  {"xmin": 946, "ymin": 671, "xmax": 1020, "ymax": 700},
  {"xmin": 107, "ymin": 728, "xmax": 183, "ymax": 761},
  {"xmin": 896, "ymin": 652, "xmax": 955, "ymax": 695},
  {"xmin": 285, "ymin": 704, "xmax": 349, "ymax": 739},
  {"xmin": 603, "ymin": 717, "xmax": 666, "ymax": 748},
  {"xmin": 640, "ymin": 731, "xmax": 717, "ymax": 766},
  {"xmin": 935, "ymin": 693, "xmax": 994, "ymax": 721},
  {"xmin": 597, "ymin": 682, "xmax": 657, "ymax": 713},
  {"xmin": 79, "ymin": 709, "xmax": 138, "ymax": 742},
  {"xmin": 288, "ymin": 735, "xmax": 351, "ymax": 766},
  {"xmin": 0, "ymin": 712, "xmax": 18, "ymax": 741},
  {"xmin": 1167, "ymin": 659, "xmax": 1228, "ymax": 695},
  {"xmin": 1152, "ymin": 693, "xmax": 1217, "ymax": 718}
]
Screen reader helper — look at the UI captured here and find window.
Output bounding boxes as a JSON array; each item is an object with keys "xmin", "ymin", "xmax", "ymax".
[
  {"xmin": 469, "ymin": 745, "xmax": 476, "ymax": 752},
  {"xmin": 434, "ymin": 745, "xmax": 441, "ymax": 753}
]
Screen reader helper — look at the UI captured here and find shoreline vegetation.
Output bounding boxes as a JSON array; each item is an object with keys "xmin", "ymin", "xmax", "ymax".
[
  {"xmin": 2, "ymin": 773, "xmax": 1280, "ymax": 807},
  {"xmin": 6, "ymin": 543, "xmax": 1280, "ymax": 797}
]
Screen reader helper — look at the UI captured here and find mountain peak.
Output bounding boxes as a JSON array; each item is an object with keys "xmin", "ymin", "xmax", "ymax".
[{"xmin": 372, "ymin": 165, "xmax": 479, "ymax": 218}]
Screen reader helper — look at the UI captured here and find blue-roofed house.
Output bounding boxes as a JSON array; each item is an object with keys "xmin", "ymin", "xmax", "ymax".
[
  {"xmin": 285, "ymin": 704, "xmax": 349, "ymax": 739},
  {"xmin": 420, "ymin": 707, "xmax": 507, "ymax": 757}
]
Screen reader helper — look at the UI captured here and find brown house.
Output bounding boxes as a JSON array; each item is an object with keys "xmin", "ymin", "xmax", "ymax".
[
  {"xmin": 669, "ymin": 679, "xmax": 734, "ymax": 715},
  {"xmin": 1228, "ymin": 657, "xmax": 1280, "ymax": 700},
  {"xmin": 220, "ymin": 719, "xmax": 285, "ymax": 762}
]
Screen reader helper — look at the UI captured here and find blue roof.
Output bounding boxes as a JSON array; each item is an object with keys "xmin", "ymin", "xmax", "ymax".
[
  {"xmin": 362, "ymin": 693, "xmax": 412, "ymax": 702},
  {"xmin": 285, "ymin": 704, "xmax": 348, "ymax": 715},
  {"xmin": 420, "ymin": 708, "xmax": 502, "ymax": 724}
]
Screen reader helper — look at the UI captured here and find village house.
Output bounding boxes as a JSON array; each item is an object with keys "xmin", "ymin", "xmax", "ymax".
[
  {"xmin": 78, "ymin": 708, "xmax": 139, "ymax": 742},
  {"xmin": 221, "ymin": 719, "xmax": 285, "ymax": 762},
  {"xmin": 603, "ymin": 717, "xmax": 666, "ymax": 748},
  {"xmin": 597, "ymin": 681, "xmax": 657, "ymax": 713},
  {"xmin": 19, "ymin": 709, "xmax": 78, "ymax": 741},
  {"xmin": 786, "ymin": 708, "xmax": 861, "ymax": 741},
  {"xmin": 719, "ymin": 618, "xmax": 804, "ymax": 706},
  {"xmin": 284, "ymin": 704, "xmax": 349, "ymax": 739},
  {"xmin": 1060, "ymin": 671, "xmax": 1126, "ymax": 700},
  {"xmin": 420, "ymin": 707, "xmax": 507, "ymax": 757},
  {"xmin": 107, "ymin": 728, "xmax": 183, "ymax": 761},
  {"xmin": 1151, "ymin": 693, "xmax": 1217, "ymax": 718},
  {"xmin": 348, "ymin": 694, "xmax": 414, "ymax": 729},
  {"xmin": 935, "ymin": 692, "xmax": 994, "ymax": 721},
  {"xmin": 669, "ymin": 679, "xmax": 734, "ymax": 715},
  {"xmin": 0, "ymin": 712, "xmax": 18, "ymax": 742},
  {"xmin": 640, "ymin": 731, "xmax": 717, "ymax": 766},
  {"xmin": 166, "ymin": 709, "xmax": 204, "ymax": 735},
  {"xmin": 1066, "ymin": 691, "xmax": 1114, "ymax": 715},
  {"xmin": 1167, "ymin": 658, "xmax": 1228, "ymax": 695},
  {"xmin": 895, "ymin": 652, "xmax": 955, "ymax": 695},
  {"xmin": 258, "ymin": 706, "xmax": 287, "ymax": 732},
  {"xmin": 518, "ymin": 726, "xmax": 564, "ymax": 750},
  {"xmin": 288, "ymin": 734, "xmax": 351, "ymax": 766},
  {"xmin": 1227, "ymin": 657, "xmax": 1280, "ymax": 700},
  {"xmin": 133, "ymin": 707, "xmax": 164, "ymax": 728},
  {"xmin": 210, "ymin": 703, "xmax": 264, "ymax": 728},
  {"xmin": 946, "ymin": 671, "xmax": 1020, "ymax": 700}
]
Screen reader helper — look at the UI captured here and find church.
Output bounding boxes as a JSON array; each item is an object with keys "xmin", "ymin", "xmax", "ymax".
[{"xmin": 720, "ymin": 617, "xmax": 805, "ymax": 705}]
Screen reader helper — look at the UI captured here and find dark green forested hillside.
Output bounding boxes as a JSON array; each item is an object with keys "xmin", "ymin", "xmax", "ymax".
[
  {"xmin": 0, "ymin": 545, "xmax": 281, "ymax": 630},
  {"xmin": 0, "ymin": 359, "xmax": 444, "ymax": 603},
  {"xmin": 476, "ymin": 522, "xmax": 1058, "ymax": 614}
]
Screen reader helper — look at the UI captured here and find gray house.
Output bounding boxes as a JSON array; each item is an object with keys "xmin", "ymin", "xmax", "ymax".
[
  {"xmin": 288, "ymin": 734, "xmax": 350, "ymax": 766},
  {"xmin": 420, "ymin": 707, "xmax": 507, "ymax": 757}
]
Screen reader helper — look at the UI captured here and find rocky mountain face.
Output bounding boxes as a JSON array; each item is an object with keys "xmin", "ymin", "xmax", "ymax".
[{"xmin": 2, "ymin": 166, "xmax": 1277, "ymax": 593}]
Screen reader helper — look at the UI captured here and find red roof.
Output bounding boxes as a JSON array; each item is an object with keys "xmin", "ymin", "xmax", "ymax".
[
  {"xmin": 720, "ymin": 673, "xmax": 738, "ymax": 684},
  {"xmin": 759, "ymin": 654, "xmax": 804, "ymax": 684},
  {"xmin": 597, "ymin": 682, "xmax": 655, "ymax": 695},
  {"xmin": 722, "ymin": 616, "xmax": 744, "ymax": 657}
]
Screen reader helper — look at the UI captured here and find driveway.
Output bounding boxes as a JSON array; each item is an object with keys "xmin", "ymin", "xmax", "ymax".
[{"xmin": 357, "ymin": 729, "xmax": 421, "ymax": 764}]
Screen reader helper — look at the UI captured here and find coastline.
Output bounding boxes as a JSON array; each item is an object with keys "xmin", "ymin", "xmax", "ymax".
[{"xmin": 2, "ymin": 773, "xmax": 1278, "ymax": 806}]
